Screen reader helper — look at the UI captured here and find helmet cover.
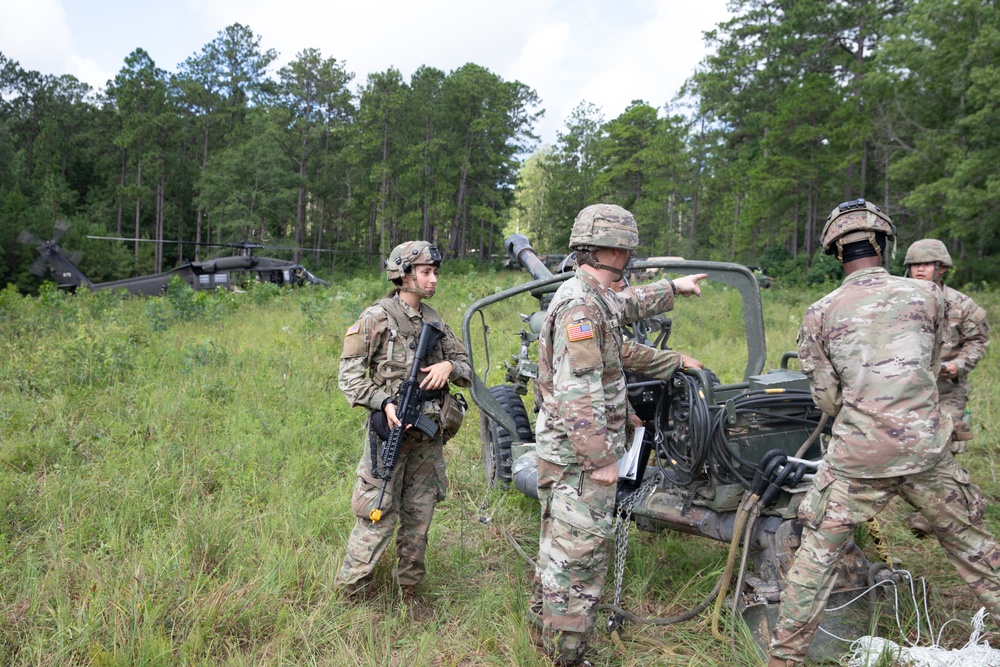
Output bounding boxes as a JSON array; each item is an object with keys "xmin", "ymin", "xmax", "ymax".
[
  {"xmin": 384, "ymin": 241, "xmax": 442, "ymax": 281},
  {"xmin": 819, "ymin": 199, "xmax": 896, "ymax": 261},
  {"xmin": 904, "ymin": 239, "xmax": 953, "ymax": 268},
  {"xmin": 568, "ymin": 204, "xmax": 639, "ymax": 252}
]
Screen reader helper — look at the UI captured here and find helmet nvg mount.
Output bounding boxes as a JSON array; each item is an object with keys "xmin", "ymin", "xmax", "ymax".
[
  {"xmin": 819, "ymin": 198, "xmax": 896, "ymax": 262},
  {"xmin": 384, "ymin": 241, "xmax": 442, "ymax": 281},
  {"xmin": 568, "ymin": 204, "xmax": 639, "ymax": 253},
  {"xmin": 904, "ymin": 239, "xmax": 953, "ymax": 268}
]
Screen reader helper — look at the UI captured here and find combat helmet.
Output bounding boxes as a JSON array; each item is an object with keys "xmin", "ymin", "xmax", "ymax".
[
  {"xmin": 568, "ymin": 204, "xmax": 639, "ymax": 252},
  {"xmin": 904, "ymin": 239, "xmax": 953, "ymax": 268},
  {"xmin": 819, "ymin": 198, "xmax": 896, "ymax": 262},
  {"xmin": 384, "ymin": 241, "xmax": 442, "ymax": 281}
]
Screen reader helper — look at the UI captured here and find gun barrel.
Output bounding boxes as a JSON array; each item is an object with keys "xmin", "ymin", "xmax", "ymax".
[{"xmin": 505, "ymin": 234, "xmax": 554, "ymax": 281}]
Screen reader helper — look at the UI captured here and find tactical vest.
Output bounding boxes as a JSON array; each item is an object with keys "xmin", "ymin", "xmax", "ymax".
[{"xmin": 371, "ymin": 296, "xmax": 447, "ymax": 398}]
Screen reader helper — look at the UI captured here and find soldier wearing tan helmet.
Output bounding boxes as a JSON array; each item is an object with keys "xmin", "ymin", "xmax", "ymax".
[
  {"xmin": 904, "ymin": 239, "xmax": 990, "ymax": 449},
  {"xmin": 528, "ymin": 204, "xmax": 706, "ymax": 666},
  {"xmin": 335, "ymin": 241, "xmax": 472, "ymax": 620},
  {"xmin": 768, "ymin": 200, "xmax": 1000, "ymax": 667}
]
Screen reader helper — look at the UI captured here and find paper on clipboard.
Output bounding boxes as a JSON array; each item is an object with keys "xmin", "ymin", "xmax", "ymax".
[{"xmin": 617, "ymin": 426, "xmax": 644, "ymax": 480}]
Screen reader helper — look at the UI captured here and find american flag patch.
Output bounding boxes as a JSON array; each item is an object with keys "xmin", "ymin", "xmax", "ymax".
[
  {"xmin": 346, "ymin": 322, "xmax": 361, "ymax": 336},
  {"xmin": 567, "ymin": 321, "xmax": 594, "ymax": 342}
]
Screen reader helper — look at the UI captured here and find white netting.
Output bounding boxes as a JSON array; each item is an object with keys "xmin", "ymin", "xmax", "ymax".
[{"xmin": 847, "ymin": 608, "xmax": 1000, "ymax": 667}]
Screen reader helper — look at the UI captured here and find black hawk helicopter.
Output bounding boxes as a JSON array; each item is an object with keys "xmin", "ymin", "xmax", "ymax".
[{"xmin": 19, "ymin": 221, "xmax": 329, "ymax": 296}]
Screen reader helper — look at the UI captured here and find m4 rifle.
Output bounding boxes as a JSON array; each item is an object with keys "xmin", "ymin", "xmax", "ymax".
[{"xmin": 370, "ymin": 321, "xmax": 445, "ymax": 522}]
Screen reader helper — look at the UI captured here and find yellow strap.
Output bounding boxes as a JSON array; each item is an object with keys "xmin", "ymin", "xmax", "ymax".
[{"xmin": 866, "ymin": 516, "xmax": 893, "ymax": 567}]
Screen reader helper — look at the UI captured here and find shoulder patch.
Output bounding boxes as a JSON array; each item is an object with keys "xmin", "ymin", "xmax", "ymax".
[
  {"xmin": 567, "ymin": 320, "xmax": 594, "ymax": 342},
  {"xmin": 346, "ymin": 321, "xmax": 361, "ymax": 336}
]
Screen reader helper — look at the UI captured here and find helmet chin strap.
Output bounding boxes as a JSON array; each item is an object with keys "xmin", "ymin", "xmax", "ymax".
[
  {"xmin": 400, "ymin": 271, "xmax": 435, "ymax": 299},
  {"xmin": 400, "ymin": 286, "xmax": 434, "ymax": 299},
  {"xmin": 578, "ymin": 250, "xmax": 629, "ymax": 281}
]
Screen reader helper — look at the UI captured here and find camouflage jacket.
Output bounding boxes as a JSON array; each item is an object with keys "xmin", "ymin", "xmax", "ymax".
[
  {"xmin": 535, "ymin": 270, "xmax": 678, "ymax": 470},
  {"xmin": 798, "ymin": 267, "xmax": 951, "ymax": 478},
  {"xmin": 940, "ymin": 284, "xmax": 990, "ymax": 384},
  {"xmin": 339, "ymin": 295, "xmax": 472, "ymax": 419},
  {"xmin": 622, "ymin": 340, "xmax": 683, "ymax": 379}
]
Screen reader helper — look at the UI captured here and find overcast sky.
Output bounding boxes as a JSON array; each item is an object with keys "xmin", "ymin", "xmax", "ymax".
[{"xmin": 0, "ymin": 0, "xmax": 730, "ymax": 146}]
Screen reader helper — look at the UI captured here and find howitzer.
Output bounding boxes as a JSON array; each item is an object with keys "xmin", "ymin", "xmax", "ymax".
[
  {"xmin": 462, "ymin": 235, "xmax": 894, "ymax": 661},
  {"xmin": 369, "ymin": 321, "xmax": 445, "ymax": 522}
]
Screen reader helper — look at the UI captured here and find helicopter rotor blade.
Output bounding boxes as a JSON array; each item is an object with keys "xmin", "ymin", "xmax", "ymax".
[
  {"xmin": 52, "ymin": 219, "xmax": 71, "ymax": 243},
  {"xmin": 89, "ymin": 235, "xmax": 183, "ymax": 245},
  {"xmin": 29, "ymin": 256, "xmax": 49, "ymax": 277},
  {"xmin": 18, "ymin": 229, "xmax": 43, "ymax": 247},
  {"xmin": 88, "ymin": 235, "xmax": 245, "ymax": 249},
  {"xmin": 257, "ymin": 245, "xmax": 339, "ymax": 253},
  {"xmin": 87, "ymin": 234, "xmax": 338, "ymax": 255},
  {"xmin": 67, "ymin": 251, "xmax": 83, "ymax": 265},
  {"xmin": 228, "ymin": 242, "xmax": 338, "ymax": 253}
]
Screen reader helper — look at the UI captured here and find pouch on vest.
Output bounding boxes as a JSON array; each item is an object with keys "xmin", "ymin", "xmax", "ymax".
[{"xmin": 440, "ymin": 392, "xmax": 467, "ymax": 442}]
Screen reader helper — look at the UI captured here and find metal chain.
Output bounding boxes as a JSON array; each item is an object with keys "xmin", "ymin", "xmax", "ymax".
[{"xmin": 610, "ymin": 474, "xmax": 660, "ymax": 614}]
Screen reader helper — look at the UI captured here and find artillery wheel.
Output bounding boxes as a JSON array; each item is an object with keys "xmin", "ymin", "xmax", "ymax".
[{"xmin": 480, "ymin": 385, "xmax": 532, "ymax": 487}]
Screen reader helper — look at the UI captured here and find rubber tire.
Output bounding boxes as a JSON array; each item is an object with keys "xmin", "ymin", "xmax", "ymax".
[{"xmin": 480, "ymin": 385, "xmax": 533, "ymax": 487}]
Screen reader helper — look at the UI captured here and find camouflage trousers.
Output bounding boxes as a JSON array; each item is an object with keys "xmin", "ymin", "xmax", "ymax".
[
  {"xmin": 940, "ymin": 379, "xmax": 973, "ymax": 451},
  {"xmin": 771, "ymin": 454, "xmax": 1000, "ymax": 663},
  {"xmin": 529, "ymin": 458, "xmax": 617, "ymax": 664},
  {"xmin": 335, "ymin": 432, "xmax": 447, "ymax": 589}
]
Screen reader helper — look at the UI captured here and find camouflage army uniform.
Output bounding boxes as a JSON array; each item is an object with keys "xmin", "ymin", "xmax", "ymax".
[
  {"xmin": 770, "ymin": 267, "xmax": 1000, "ymax": 663},
  {"xmin": 938, "ymin": 284, "xmax": 990, "ymax": 449},
  {"xmin": 530, "ymin": 269, "xmax": 681, "ymax": 664},
  {"xmin": 335, "ymin": 295, "xmax": 471, "ymax": 590}
]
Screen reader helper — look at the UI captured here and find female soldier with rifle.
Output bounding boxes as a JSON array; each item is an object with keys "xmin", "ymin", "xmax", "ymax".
[{"xmin": 335, "ymin": 241, "xmax": 472, "ymax": 620}]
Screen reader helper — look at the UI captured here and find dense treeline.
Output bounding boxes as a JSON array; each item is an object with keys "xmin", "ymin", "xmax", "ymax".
[
  {"xmin": 2, "ymin": 0, "xmax": 998, "ymax": 292},
  {"xmin": 516, "ymin": 0, "xmax": 999, "ymax": 285},
  {"xmin": 0, "ymin": 24, "xmax": 539, "ymax": 291}
]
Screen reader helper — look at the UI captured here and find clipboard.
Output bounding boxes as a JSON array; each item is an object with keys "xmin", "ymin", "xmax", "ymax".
[{"xmin": 618, "ymin": 426, "xmax": 645, "ymax": 481}]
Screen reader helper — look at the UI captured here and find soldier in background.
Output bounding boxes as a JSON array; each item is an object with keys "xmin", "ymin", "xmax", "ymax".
[
  {"xmin": 904, "ymin": 239, "xmax": 990, "ymax": 536},
  {"xmin": 903, "ymin": 239, "xmax": 990, "ymax": 448},
  {"xmin": 335, "ymin": 241, "xmax": 472, "ymax": 620},
  {"xmin": 530, "ymin": 204, "xmax": 707, "ymax": 666},
  {"xmin": 768, "ymin": 201, "xmax": 1000, "ymax": 667}
]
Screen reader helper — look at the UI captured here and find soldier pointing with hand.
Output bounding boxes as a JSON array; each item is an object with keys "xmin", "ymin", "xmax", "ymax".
[{"xmin": 529, "ymin": 204, "xmax": 706, "ymax": 666}]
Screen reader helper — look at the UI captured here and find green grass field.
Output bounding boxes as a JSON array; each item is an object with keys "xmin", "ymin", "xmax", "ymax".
[{"xmin": 0, "ymin": 270, "xmax": 997, "ymax": 666}]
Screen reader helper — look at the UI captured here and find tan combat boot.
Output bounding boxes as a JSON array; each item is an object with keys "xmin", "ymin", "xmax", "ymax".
[
  {"xmin": 767, "ymin": 658, "xmax": 800, "ymax": 667},
  {"xmin": 910, "ymin": 512, "xmax": 933, "ymax": 537},
  {"xmin": 400, "ymin": 585, "xmax": 435, "ymax": 622},
  {"xmin": 339, "ymin": 577, "xmax": 374, "ymax": 600}
]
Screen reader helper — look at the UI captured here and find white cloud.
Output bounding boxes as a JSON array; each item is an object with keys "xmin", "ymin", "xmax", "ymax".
[
  {"xmin": 2, "ymin": 0, "xmax": 729, "ymax": 144},
  {"xmin": 66, "ymin": 54, "xmax": 111, "ymax": 90},
  {"xmin": 0, "ymin": 0, "xmax": 73, "ymax": 73},
  {"xmin": 193, "ymin": 0, "xmax": 547, "ymax": 78},
  {"xmin": 506, "ymin": 21, "xmax": 572, "ymax": 140}
]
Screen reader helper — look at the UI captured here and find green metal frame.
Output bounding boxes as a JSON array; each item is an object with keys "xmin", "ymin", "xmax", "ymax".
[{"xmin": 461, "ymin": 259, "xmax": 766, "ymax": 443}]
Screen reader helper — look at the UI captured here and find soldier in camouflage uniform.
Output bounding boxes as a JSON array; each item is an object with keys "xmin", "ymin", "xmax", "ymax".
[
  {"xmin": 903, "ymin": 239, "xmax": 991, "ymax": 536},
  {"xmin": 335, "ymin": 241, "xmax": 472, "ymax": 618},
  {"xmin": 530, "ymin": 204, "xmax": 707, "ymax": 666},
  {"xmin": 904, "ymin": 239, "xmax": 990, "ymax": 449},
  {"xmin": 768, "ymin": 200, "xmax": 1000, "ymax": 667}
]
